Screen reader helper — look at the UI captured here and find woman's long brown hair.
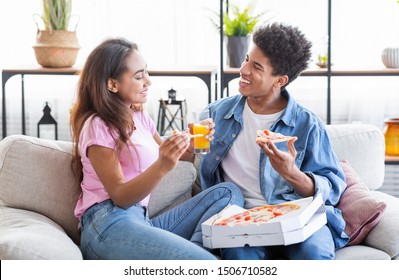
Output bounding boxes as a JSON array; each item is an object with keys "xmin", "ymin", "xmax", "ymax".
[{"xmin": 70, "ymin": 38, "xmax": 139, "ymax": 181}]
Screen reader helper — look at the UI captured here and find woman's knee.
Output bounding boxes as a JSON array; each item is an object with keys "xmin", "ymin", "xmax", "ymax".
[{"xmin": 212, "ymin": 182, "xmax": 244, "ymax": 206}]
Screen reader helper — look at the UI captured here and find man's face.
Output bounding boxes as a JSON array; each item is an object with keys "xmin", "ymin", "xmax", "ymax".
[{"xmin": 238, "ymin": 45, "xmax": 281, "ymax": 98}]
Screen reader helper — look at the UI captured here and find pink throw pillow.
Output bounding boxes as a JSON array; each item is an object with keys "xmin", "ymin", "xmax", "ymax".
[{"xmin": 337, "ymin": 160, "xmax": 387, "ymax": 246}]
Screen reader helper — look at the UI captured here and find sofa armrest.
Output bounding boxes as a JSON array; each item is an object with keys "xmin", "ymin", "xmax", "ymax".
[
  {"xmin": 0, "ymin": 135, "xmax": 81, "ymax": 244},
  {"xmin": 363, "ymin": 191, "xmax": 399, "ymax": 259}
]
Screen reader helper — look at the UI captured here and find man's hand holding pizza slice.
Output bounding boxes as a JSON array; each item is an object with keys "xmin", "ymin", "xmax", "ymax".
[
  {"xmin": 255, "ymin": 129, "xmax": 313, "ymax": 197},
  {"xmin": 256, "ymin": 128, "xmax": 297, "ymax": 161}
]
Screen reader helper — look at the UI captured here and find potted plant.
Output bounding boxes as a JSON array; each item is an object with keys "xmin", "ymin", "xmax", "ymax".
[
  {"xmin": 317, "ymin": 53, "xmax": 332, "ymax": 68},
  {"xmin": 211, "ymin": 1, "xmax": 264, "ymax": 67},
  {"xmin": 33, "ymin": 0, "xmax": 80, "ymax": 68}
]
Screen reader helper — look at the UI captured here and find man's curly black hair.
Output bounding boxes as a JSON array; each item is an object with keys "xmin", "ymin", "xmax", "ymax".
[{"xmin": 253, "ymin": 22, "xmax": 312, "ymax": 89}]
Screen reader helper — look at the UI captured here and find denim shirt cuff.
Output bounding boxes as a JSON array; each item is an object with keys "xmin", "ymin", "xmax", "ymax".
[{"xmin": 304, "ymin": 171, "xmax": 329, "ymax": 201}]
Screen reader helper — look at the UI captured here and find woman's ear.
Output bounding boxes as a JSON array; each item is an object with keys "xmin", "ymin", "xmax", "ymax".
[{"xmin": 107, "ymin": 78, "xmax": 118, "ymax": 93}]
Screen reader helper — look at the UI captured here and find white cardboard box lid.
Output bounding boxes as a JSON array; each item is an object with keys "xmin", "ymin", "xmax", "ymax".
[
  {"xmin": 202, "ymin": 205, "xmax": 327, "ymax": 248},
  {"xmin": 202, "ymin": 194, "xmax": 323, "ymax": 237}
]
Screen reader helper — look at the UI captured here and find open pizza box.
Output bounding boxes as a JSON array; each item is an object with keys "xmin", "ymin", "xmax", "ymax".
[{"xmin": 202, "ymin": 194, "xmax": 326, "ymax": 248}]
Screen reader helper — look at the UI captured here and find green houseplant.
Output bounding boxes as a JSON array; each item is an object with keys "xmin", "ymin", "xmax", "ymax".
[
  {"xmin": 212, "ymin": 1, "xmax": 264, "ymax": 67},
  {"xmin": 33, "ymin": 0, "xmax": 80, "ymax": 68},
  {"xmin": 41, "ymin": 0, "xmax": 72, "ymax": 30},
  {"xmin": 223, "ymin": 2, "xmax": 262, "ymax": 37}
]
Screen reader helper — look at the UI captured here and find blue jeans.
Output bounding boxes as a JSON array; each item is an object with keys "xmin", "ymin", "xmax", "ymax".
[
  {"xmin": 80, "ymin": 182, "xmax": 244, "ymax": 260},
  {"xmin": 221, "ymin": 225, "xmax": 335, "ymax": 260}
]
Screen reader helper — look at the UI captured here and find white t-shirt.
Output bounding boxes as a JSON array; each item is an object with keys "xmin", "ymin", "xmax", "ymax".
[{"xmin": 221, "ymin": 100, "xmax": 284, "ymax": 208}]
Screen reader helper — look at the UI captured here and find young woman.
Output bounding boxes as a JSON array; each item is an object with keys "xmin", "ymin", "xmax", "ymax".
[{"xmin": 70, "ymin": 38, "xmax": 243, "ymax": 260}]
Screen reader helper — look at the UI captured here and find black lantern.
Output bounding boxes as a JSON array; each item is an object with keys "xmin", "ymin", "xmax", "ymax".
[
  {"xmin": 37, "ymin": 102, "xmax": 58, "ymax": 140},
  {"xmin": 168, "ymin": 87, "xmax": 177, "ymax": 101}
]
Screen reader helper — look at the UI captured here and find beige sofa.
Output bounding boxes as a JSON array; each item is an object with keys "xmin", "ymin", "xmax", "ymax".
[{"xmin": 0, "ymin": 124, "xmax": 398, "ymax": 260}]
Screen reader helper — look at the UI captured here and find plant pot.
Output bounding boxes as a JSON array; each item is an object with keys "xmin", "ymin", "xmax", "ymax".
[
  {"xmin": 381, "ymin": 47, "xmax": 399, "ymax": 68},
  {"xmin": 225, "ymin": 36, "xmax": 249, "ymax": 68},
  {"xmin": 33, "ymin": 30, "xmax": 80, "ymax": 68}
]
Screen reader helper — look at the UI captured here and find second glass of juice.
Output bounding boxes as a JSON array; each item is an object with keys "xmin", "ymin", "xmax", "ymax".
[{"xmin": 192, "ymin": 109, "xmax": 210, "ymax": 154}]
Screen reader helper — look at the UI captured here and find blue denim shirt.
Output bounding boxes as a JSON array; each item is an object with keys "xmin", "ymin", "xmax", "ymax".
[{"xmin": 200, "ymin": 90, "xmax": 349, "ymax": 249}]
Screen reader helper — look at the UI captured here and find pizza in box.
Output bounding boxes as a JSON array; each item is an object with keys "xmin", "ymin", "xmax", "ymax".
[
  {"xmin": 256, "ymin": 129, "xmax": 295, "ymax": 143},
  {"xmin": 214, "ymin": 203, "xmax": 301, "ymax": 226}
]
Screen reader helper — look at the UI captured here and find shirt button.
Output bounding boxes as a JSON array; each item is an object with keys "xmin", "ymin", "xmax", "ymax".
[
  {"xmin": 232, "ymin": 134, "xmax": 236, "ymax": 138},
  {"xmin": 216, "ymin": 156, "xmax": 220, "ymax": 161}
]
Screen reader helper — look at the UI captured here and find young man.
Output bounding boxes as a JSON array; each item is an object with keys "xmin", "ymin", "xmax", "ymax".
[{"xmin": 200, "ymin": 23, "xmax": 349, "ymax": 259}]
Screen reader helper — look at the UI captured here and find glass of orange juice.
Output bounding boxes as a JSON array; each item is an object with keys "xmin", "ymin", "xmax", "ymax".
[{"xmin": 192, "ymin": 109, "xmax": 210, "ymax": 154}]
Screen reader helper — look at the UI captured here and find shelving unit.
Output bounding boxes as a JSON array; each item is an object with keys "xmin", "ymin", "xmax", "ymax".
[
  {"xmin": 383, "ymin": 156, "xmax": 399, "ymax": 198},
  {"xmin": 218, "ymin": 0, "xmax": 399, "ymax": 124},
  {"xmin": 222, "ymin": 67, "xmax": 399, "ymax": 124},
  {"xmin": 218, "ymin": 0, "xmax": 334, "ymax": 123},
  {"xmin": 1, "ymin": 66, "xmax": 217, "ymax": 139}
]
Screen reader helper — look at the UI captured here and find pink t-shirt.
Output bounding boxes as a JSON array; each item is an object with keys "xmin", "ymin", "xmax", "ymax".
[{"xmin": 74, "ymin": 111, "xmax": 158, "ymax": 219}]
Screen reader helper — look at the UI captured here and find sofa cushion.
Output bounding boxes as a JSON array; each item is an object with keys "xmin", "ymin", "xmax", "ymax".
[
  {"xmin": 0, "ymin": 207, "xmax": 82, "ymax": 260},
  {"xmin": 335, "ymin": 244, "xmax": 390, "ymax": 260},
  {"xmin": 327, "ymin": 124, "xmax": 385, "ymax": 190},
  {"xmin": 0, "ymin": 135, "xmax": 81, "ymax": 244},
  {"xmin": 148, "ymin": 161, "xmax": 197, "ymax": 218},
  {"xmin": 337, "ymin": 160, "xmax": 387, "ymax": 245}
]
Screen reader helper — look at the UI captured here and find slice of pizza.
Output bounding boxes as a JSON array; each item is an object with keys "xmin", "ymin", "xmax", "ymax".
[
  {"xmin": 256, "ymin": 129, "xmax": 295, "ymax": 143},
  {"xmin": 214, "ymin": 203, "xmax": 301, "ymax": 226}
]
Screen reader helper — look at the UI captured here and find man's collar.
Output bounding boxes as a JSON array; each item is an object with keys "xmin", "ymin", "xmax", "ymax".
[
  {"xmin": 279, "ymin": 89, "xmax": 297, "ymax": 127},
  {"xmin": 222, "ymin": 90, "xmax": 297, "ymax": 127}
]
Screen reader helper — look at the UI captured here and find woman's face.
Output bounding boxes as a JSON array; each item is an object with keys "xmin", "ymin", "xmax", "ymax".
[{"xmin": 114, "ymin": 49, "xmax": 151, "ymax": 106}]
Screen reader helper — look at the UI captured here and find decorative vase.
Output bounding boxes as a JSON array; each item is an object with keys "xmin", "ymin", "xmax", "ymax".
[
  {"xmin": 381, "ymin": 47, "xmax": 399, "ymax": 68},
  {"xmin": 225, "ymin": 36, "xmax": 250, "ymax": 68},
  {"xmin": 33, "ymin": 30, "xmax": 80, "ymax": 68},
  {"xmin": 383, "ymin": 118, "xmax": 399, "ymax": 156}
]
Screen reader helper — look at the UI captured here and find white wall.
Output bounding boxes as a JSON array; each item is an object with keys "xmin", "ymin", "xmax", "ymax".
[{"xmin": 1, "ymin": 0, "xmax": 399, "ymax": 140}]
